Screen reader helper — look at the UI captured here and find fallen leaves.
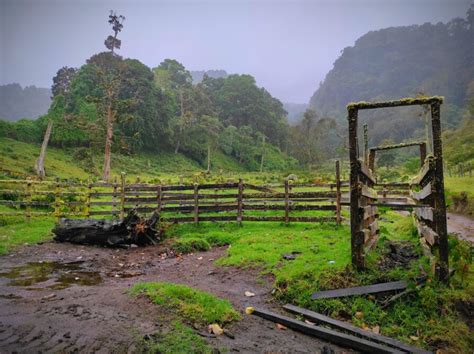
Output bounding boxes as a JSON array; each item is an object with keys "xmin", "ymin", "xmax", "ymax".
[{"xmin": 208, "ymin": 323, "xmax": 224, "ymax": 335}]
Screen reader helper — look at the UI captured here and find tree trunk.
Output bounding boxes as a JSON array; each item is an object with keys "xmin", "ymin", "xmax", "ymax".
[
  {"xmin": 174, "ymin": 139, "xmax": 180, "ymax": 154},
  {"xmin": 35, "ymin": 119, "xmax": 53, "ymax": 180},
  {"xmin": 102, "ymin": 104, "xmax": 114, "ymax": 182},
  {"xmin": 207, "ymin": 144, "xmax": 211, "ymax": 172}
]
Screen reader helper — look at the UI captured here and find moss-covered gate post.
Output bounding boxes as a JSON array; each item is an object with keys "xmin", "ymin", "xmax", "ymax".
[
  {"xmin": 348, "ymin": 106, "xmax": 364, "ymax": 269},
  {"xmin": 430, "ymin": 101, "xmax": 449, "ymax": 282}
]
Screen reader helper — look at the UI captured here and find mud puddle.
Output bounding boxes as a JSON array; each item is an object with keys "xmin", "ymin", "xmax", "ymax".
[{"xmin": 0, "ymin": 261, "xmax": 102, "ymax": 290}]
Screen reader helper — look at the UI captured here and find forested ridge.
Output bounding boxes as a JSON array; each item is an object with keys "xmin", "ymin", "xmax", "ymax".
[
  {"xmin": 0, "ymin": 84, "xmax": 51, "ymax": 121},
  {"xmin": 310, "ymin": 7, "xmax": 474, "ymax": 119}
]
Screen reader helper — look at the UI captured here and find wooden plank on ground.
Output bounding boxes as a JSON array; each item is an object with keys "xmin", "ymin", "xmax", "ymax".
[
  {"xmin": 283, "ymin": 304, "xmax": 431, "ymax": 354},
  {"xmin": 248, "ymin": 307, "xmax": 403, "ymax": 354},
  {"xmin": 311, "ymin": 280, "xmax": 407, "ymax": 300}
]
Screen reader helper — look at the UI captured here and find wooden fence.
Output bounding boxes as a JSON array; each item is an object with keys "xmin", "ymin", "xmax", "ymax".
[{"xmin": 0, "ymin": 170, "xmax": 348, "ymax": 225}]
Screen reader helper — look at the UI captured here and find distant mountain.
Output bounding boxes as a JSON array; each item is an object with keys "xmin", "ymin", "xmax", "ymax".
[
  {"xmin": 190, "ymin": 70, "xmax": 228, "ymax": 84},
  {"xmin": 0, "ymin": 83, "xmax": 51, "ymax": 121},
  {"xmin": 283, "ymin": 102, "xmax": 308, "ymax": 125},
  {"xmin": 309, "ymin": 9, "xmax": 474, "ymax": 125}
]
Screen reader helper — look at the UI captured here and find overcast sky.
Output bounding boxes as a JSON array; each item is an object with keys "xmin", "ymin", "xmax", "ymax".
[{"xmin": 0, "ymin": 0, "xmax": 471, "ymax": 103}]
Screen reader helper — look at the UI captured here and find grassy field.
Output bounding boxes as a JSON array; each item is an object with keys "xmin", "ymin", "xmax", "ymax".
[{"xmin": 0, "ymin": 137, "xmax": 473, "ymax": 352}]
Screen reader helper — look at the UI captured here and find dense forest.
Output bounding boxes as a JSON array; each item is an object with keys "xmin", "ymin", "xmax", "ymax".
[
  {"xmin": 0, "ymin": 84, "xmax": 51, "ymax": 121},
  {"xmin": 305, "ymin": 7, "xmax": 474, "ymax": 148}
]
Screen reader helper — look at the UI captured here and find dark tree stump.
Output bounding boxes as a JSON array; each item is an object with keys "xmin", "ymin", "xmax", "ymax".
[{"xmin": 53, "ymin": 210, "xmax": 160, "ymax": 247}]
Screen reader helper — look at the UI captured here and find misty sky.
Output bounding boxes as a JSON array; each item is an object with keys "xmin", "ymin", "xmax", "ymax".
[{"xmin": 0, "ymin": 0, "xmax": 471, "ymax": 103}]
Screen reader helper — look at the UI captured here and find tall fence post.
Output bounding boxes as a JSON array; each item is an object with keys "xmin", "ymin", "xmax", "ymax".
[
  {"xmin": 85, "ymin": 178, "xmax": 92, "ymax": 218},
  {"xmin": 54, "ymin": 177, "xmax": 61, "ymax": 223},
  {"xmin": 363, "ymin": 123, "xmax": 369, "ymax": 165},
  {"xmin": 284, "ymin": 179, "xmax": 290, "ymax": 225},
  {"xmin": 430, "ymin": 101, "xmax": 449, "ymax": 283},
  {"xmin": 335, "ymin": 160, "xmax": 341, "ymax": 225},
  {"xmin": 194, "ymin": 183, "xmax": 199, "ymax": 224},
  {"xmin": 25, "ymin": 179, "xmax": 32, "ymax": 222},
  {"xmin": 112, "ymin": 176, "xmax": 118, "ymax": 218},
  {"xmin": 120, "ymin": 172, "xmax": 126, "ymax": 219},
  {"xmin": 348, "ymin": 106, "xmax": 364, "ymax": 270},
  {"xmin": 237, "ymin": 178, "xmax": 243, "ymax": 225}
]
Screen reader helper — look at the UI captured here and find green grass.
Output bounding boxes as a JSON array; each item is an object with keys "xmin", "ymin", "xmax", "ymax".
[
  {"xmin": 167, "ymin": 213, "xmax": 473, "ymax": 352},
  {"xmin": 130, "ymin": 281, "xmax": 241, "ymax": 325},
  {"xmin": 136, "ymin": 321, "xmax": 213, "ymax": 354},
  {"xmin": 0, "ymin": 216, "xmax": 55, "ymax": 254},
  {"xmin": 445, "ymin": 176, "xmax": 474, "ymax": 216}
]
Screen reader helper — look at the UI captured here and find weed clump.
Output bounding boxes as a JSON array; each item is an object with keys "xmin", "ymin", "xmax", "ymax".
[
  {"xmin": 172, "ymin": 238, "xmax": 210, "ymax": 254},
  {"xmin": 130, "ymin": 281, "xmax": 240, "ymax": 325}
]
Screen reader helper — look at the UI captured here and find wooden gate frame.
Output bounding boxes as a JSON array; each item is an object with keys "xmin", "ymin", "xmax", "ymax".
[
  {"xmin": 368, "ymin": 141, "xmax": 427, "ymax": 174},
  {"xmin": 347, "ymin": 96, "xmax": 449, "ymax": 281}
]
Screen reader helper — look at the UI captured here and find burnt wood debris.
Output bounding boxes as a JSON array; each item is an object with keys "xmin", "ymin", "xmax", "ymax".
[{"xmin": 53, "ymin": 209, "xmax": 160, "ymax": 247}]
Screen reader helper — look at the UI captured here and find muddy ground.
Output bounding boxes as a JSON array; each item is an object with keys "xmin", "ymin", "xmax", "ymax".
[{"xmin": 0, "ymin": 241, "xmax": 351, "ymax": 353}]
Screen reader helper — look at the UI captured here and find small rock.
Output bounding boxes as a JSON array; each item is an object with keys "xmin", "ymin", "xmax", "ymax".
[
  {"xmin": 244, "ymin": 291, "xmax": 255, "ymax": 297},
  {"xmin": 276, "ymin": 323, "xmax": 287, "ymax": 330}
]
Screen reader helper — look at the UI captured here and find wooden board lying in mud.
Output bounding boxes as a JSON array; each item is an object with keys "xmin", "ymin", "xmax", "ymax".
[{"xmin": 311, "ymin": 280, "xmax": 407, "ymax": 299}]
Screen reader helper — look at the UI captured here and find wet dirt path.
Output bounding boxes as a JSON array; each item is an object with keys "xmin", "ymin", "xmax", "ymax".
[
  {"xmin": 0, "ymin": 242, "xmax": 349, "ymax": 353},
  {"xmin": 447, "ymin": 213, "xmax": 474, "ymax": 243}
]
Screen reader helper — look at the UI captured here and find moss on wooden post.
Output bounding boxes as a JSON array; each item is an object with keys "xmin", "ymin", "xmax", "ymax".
[
  {"xmin": 237, "ymin": 178, "xmax": 243, "ymax": 225},
  {"xmin": 120, "ymin": 172, "xmax": 126, "ymax": 219},
  {"xmin": 335, "ymin": 160, "xmax": 341, "ymax": 225},
  {"xmin": 348, "ymin": 107, "xmax": 364, "ymax": 269},
  {"xmin": 86, "ymin": 178, "xmax": 92, "ymax": 218},
  {"xmin": 193, "ymin": 183, "xmax": 199, "ymax": 224},
  {"xmin": 430, "ymin": 101, "xmax": 449, "ymax": 283}
]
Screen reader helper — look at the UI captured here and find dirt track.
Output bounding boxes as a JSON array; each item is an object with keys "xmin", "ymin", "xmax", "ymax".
[{"xmin": 0, "ymin": 241, "xmax": 349, "ymax": 353}]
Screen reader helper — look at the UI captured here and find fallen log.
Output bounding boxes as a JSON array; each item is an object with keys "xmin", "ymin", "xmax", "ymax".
[{"xmin": 53, "ymin": 210, "xmax": 160, "ymax": 247}]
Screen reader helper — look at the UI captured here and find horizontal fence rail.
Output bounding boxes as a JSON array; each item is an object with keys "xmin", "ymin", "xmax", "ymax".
[{"xmin": 0, "ymin": 171, "xmax": 349, "ymax": 226}]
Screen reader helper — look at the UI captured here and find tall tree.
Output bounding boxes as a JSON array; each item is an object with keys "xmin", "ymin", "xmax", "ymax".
[
  {"xmin": 104, "ymin": 11, "xmax": 125, "ymax": 55},
  {"xmin": 102, "ymin": 11, "xmax": 125, "ymax": 181}
]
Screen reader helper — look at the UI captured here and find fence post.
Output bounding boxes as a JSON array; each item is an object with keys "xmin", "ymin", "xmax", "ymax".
[
  {"xmin": 25, "ymin": 179, "xmax": 32, "ymax": 222},
  {"xmin": 237, "ymin": 178, "xmax": 243, "ymax": 225},
  {"xmin": 120, "ymin": 172, "xmax": 126, "ymax": 219},
  {"xmin": 420, "ymin": 142, "xmax": 427, "ymax": 167},
  {"xmin": 85, "ymin": 178, "xmax": 92, "ymax": 218},
  {"xmin": 363, "ymin": 123, "xmax": 369, "ymax": 165},
  {"xmin": 194, "ymin": 183, "xmax": 199, "ymax": 224},
  {"xmin": 430, "ymin": 101, "xmax": 449, "ymax": 283},
  {"xmin": 284, "ymin": 179, "xmax": 289, "ymax": 225},
  {"xmin": 335, "ymin": 160, "xmax": 341, "ymax": 225},
  {"xmin": 112, "ymin": 176, "xmax": 118, "ymax": 218},
  {"xmin": 54, "ymin": 177, "xmax": 61, "ymax": 223},
  {"xmin": 156, "ymin": 184, "xmax": 162, "ymax": 219}
]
